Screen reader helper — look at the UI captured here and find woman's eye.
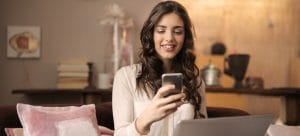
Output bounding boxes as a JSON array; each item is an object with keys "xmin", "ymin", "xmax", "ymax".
[
  {"xmin": 174, "ymin": 29, "xmax": 183, "ymax": 35},
  {"xmin": 156, "ymin": 29, "xmax": 165, "ymax": 34}
]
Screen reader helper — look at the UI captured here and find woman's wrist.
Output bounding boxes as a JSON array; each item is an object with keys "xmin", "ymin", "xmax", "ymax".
[{"xmin": 135, "ymin": 115, "xmax": 151, "ymax": 135}]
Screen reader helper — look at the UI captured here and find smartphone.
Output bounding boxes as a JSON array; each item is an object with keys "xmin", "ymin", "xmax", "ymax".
[{"xmin": 162, "ymin": 73, "xmax": 183, "ymax": 95}]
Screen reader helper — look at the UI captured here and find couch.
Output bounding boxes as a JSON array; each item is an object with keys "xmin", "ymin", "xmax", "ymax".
[{"xmin": 0, "ymin": 102, "xmax": 249, "ymax": 135}]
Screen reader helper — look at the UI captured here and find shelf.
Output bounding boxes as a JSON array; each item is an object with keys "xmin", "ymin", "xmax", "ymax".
[
  {"xmin": 206, "ymin": 87, "xmax": 300, "ymax": 96},
  {"xmin": 12, "ymin": 88, "xmax": 112, "ymax": 105},
  {"xmin": 12, "ymin": 88, "xmax": 112, "ymax": 95}
]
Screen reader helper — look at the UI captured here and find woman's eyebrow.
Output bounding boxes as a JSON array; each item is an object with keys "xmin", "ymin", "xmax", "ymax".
[
  {"xmin": 174, "ymin": 26, "xmax": 184, "ymax": 29},
  {"xmin": 155, "ymin": 25, "xmax": 167, "ymax": 28},
  {"xmin": 155, "ymin": 25, "xmax": 184, "ymax": 29}
]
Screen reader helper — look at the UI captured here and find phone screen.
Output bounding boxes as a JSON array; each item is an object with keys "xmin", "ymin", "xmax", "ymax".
[{"xmin": 162, "ymin": 73, "xmax": 183, "ymax": 95}]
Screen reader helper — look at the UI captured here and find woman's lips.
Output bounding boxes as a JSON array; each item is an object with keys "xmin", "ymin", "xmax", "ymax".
[{"xmin": 161, "ymin": 44, "xmax": 176, "ymax": 52}]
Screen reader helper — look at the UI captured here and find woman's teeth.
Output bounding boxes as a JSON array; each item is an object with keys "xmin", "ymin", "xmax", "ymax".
[{"xmin": 161, "ymin": 45, "xmax": 175, "ymax": 50}]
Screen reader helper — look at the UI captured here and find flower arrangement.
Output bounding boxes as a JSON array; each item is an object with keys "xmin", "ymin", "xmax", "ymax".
[{"xmin": 100, "ymin": 3, "xmax": 134, "ymax": 74}]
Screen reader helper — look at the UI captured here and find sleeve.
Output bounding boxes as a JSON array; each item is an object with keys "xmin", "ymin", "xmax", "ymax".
[
  {"xmin": 198, "ymin": 80, "xmax": 208, "ymax": 118},
  {"xmin": 112, "ymin": 67, "xmax": 144, "ymax": 136}
]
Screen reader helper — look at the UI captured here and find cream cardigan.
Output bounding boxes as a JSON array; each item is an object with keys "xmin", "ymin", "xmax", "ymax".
[{"xmin": 112, "ymin": 64, "xmax": 207, "ymax": 136}]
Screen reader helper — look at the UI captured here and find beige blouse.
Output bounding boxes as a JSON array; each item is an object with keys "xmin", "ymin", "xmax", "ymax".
[{"xmin": 112, "ymin": 64, "xmax": 207, "ymax": 136}]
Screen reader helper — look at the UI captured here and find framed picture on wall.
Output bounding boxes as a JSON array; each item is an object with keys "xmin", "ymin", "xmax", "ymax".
[{"xmin": 6, "ymin": 26, "xmax": 41, "ymax": 59}]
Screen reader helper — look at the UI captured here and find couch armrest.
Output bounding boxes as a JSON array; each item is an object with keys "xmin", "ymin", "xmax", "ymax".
[{"xmin": 96, "ymin": 102, "xmax": 114, "ymax": 130}]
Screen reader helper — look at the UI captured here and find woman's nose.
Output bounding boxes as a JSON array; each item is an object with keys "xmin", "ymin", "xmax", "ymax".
[{"xmin": 165, "ymin": 31, "xmax": 174, "ymax": 42}]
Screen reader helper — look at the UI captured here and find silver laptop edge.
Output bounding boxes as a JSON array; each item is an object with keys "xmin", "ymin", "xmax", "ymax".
[{"xmin": 174, "ymin": 114, "xmax": 274, "ymax": 136}]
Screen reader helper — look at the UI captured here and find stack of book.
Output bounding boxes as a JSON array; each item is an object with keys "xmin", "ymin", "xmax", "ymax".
[{"xmin": 57, "ymin": 61, "xmax": 89, "ymax": 89}]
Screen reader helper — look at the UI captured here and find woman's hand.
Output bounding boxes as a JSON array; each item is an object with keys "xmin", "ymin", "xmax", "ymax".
[{"xmin": 135, "ymin": 84, "xmax": 185, "ymax": 134}]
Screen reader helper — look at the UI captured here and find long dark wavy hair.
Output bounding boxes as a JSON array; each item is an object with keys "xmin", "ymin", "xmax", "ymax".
[{"xmin": 136, "ymin": 1, "xmax": 203, "ymax": 118}]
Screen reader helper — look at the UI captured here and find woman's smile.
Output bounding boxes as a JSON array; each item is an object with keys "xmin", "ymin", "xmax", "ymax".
[{"xmin": 160, "ymin": 43, "xmax": 177, "ymax": 52}]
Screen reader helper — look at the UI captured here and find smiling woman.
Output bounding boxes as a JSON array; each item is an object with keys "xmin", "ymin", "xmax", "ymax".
[{"xmin": 112, "ymin": 1, "xmax": 207, "ymax": 136}]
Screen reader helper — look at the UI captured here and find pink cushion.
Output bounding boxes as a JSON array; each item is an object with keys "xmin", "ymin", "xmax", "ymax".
[
  {"xmin": 4, "ymin": 126, "xmax": 114, "ymax": 136},
  {"xmin": 16, "ymin": 103, "xmax": 101, "ymax": 136}
]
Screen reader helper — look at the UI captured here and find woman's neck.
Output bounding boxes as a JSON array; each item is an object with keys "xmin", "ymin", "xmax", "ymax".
[{"xmin": 162, "ymin": 60, "xmax": 172, "ymax": 73}]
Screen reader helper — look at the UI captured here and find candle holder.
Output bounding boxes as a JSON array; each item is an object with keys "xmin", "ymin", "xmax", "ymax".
[
  {"xmin": 224, "ymin": 54, "xmax": 250, "ymax": 88},
  {"xmin": 85, "ymin": 62, "xmax": 96, "ymax": 89}
]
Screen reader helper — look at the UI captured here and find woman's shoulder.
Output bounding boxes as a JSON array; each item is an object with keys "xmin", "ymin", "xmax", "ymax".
[
  {"xmin": 117, "ymin": 64, "xmax": 141, "ymax": 77},
  {"xmin": 114, "ymin": 64, "xmax": 141, "ymax": 93}
]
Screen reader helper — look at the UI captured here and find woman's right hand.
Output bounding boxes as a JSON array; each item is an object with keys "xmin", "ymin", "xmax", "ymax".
[{"xmin": 135, "ymin": 84, "xmax": 185, "ymax": 134}]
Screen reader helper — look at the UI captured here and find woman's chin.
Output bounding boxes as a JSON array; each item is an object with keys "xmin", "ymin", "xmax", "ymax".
[{"xmin": 161, "ymin": 55, "xmax": 176, "ymax": 61}]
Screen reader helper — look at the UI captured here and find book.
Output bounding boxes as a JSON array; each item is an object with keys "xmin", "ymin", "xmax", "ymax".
[
  {"xmin": 58, "ymin": 77, "xmax": 88, "ymax": 83},
  {"xmin": 57, "ymin": 64, "xmax": 89, "ymax": 72},
  {"xmin": 58, "ymin": 72, "xmax": 89, "ymax": 78}
]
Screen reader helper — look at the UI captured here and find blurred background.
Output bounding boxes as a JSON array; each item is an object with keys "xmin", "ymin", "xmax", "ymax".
[{"xmin": 0, "ymin": 1, "xmax": 300, "ymax": 125}]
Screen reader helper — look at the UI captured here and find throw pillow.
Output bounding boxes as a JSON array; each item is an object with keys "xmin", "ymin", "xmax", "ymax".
[
  {"xmin": 16, "ymin": 103, "xmax": 101, "ymax": 136},
  {"xmin": 5, "ymin": 126, "xmax": 114, "ymax": 136}
]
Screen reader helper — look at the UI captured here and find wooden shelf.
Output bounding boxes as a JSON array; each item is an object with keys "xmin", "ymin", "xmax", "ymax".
[
  {"xmin": 206, "ymin": 87, "xmax": 300, "ymax": 96},
  {"xmin": 12, "ymin": 88, "xmax": 112, "ymax": 105},
  {"xmin": 12, "ymin": 88, "xmax": 112, "ymax": 95}
]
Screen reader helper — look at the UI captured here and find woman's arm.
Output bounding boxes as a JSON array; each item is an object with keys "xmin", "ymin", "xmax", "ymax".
[{"xmin": 113, "ymin": 67, "xmax": 186, "ymax": 135}]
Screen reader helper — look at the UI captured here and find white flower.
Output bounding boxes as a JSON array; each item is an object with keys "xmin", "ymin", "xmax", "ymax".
[
  {"xmin": 99, "ymin": 3, "xmax": 134, "ymax": 28},
  {"xmin": 105, "ymin": 3, "xmax": 125, "ymax": 19}
]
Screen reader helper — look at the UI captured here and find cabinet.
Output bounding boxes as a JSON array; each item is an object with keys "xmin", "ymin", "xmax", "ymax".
[{"xmin": 12, "ymin": 88, "xmax": 112, "ymax": 105}]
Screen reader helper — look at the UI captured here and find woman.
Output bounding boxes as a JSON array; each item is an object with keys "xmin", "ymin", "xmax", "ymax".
[{"xmin": 112, "ymin": 1, "xmax": 207, "ymax": 136}]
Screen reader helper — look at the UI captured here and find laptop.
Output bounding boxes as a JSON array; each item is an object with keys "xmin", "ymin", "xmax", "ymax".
[{"xmin": 173, "ymin": 114, "xmax": 274, "ymax": 136}]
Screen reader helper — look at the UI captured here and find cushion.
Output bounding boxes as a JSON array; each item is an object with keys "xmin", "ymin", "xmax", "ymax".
[
  {"xmin": 55, "ymin": 117, "xmax": 98, "ymax": 136},
  {"xmin": 16, "ymin": 103, "xmax": 101, "ymax": 136},
  {"xmin": 5, "ymin": 126, "xmax": 114, "ymax": 136}
]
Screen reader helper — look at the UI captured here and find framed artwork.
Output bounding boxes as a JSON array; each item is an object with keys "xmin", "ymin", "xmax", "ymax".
[{"xmin": 6, "ymin": 26, "xmax": 41, "ymax": 59}]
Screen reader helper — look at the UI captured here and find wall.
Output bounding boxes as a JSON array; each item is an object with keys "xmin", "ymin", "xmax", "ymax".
[
  {"xmin": 179, "ymin": 0, "xmax": 300, "ymax": 88},
  {"xmin": 179, "ymin": 0, "xmax": 300, "ymax": 122},
  {"xmin": 1, "ymin": 0, "xmax": 300, "ymax": 105},
  {"xmin": 0, "ymin": 0, "xmax": 160, "ymax": 104}
]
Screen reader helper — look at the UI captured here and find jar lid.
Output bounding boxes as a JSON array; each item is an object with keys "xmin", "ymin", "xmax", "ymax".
[{"xmin": 201, "ymin": 61, "xmax": 220, "ymax": 73}]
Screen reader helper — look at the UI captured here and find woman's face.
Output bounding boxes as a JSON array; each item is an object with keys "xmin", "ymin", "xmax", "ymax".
[{"xmin": 154, "ymin": 12, "xmax": 185, "ymax": 63}]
